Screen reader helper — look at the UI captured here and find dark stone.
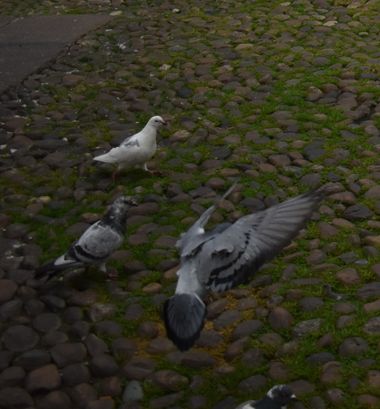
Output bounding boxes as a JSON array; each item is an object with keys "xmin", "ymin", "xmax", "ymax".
[
  {"xmin": 326, "ymin": 388, "xmax": 344, "ymax": 405},
  {"xmin": 0, "ymin": 351, "xmax": 13, "ymax": 372},
  {"xmin": 299, "ymin": 297, "xmax": 324, "ymax": 312},
  {"xmin": 69, "ymin": 320, "xmax": 90, "ymax": 340},
  {"xmin": 98, "ymin": 376, "xmax": 122, "ymax": 397},
  {"xmin": 321, "ymin": 362, "xmax": 343, "ymax": 385},
  {"xmin": 363, "ymin": 317, "xmax": 380, "ymax": 335},
  {"xmin": 307, "ymin": 352, "xmax": 335, "ymax": 365},
  {"xmin": 63, "ymin": 306, "xmax": 83, "ymax": 323},
  {"xmin": 112, "ymin": 338, "xmax": 136, "ymax": 360},
  {"xmin": 213, "ymin": 310, "xmax": 241, "ymax": 329},
  {"xmin": 0, "ymin": 280, "xmax": 17, "ymax": 304},
  {"xmin": 37, "ymin": 390, "xmax": 72, "ymax": 409},
  {"xmin": 25, "ymin": 364, "xmax": 61, "ymax": 392},
  {"xmin": 147, "ymin": 337, "xmax": 175, "ymax": 354},
  {"xmin": 212, "ymin": 146, "xmax": 231, "ymax": 160},
  {"xmin": 238, "ymin": 374, "xmax": 267, "ymax": 392},
  {"xmin": 196, "ymin": 330, "xmax": 223, "ymax": 348},
  {"xmin": 69, "ymin": 383, "xmax": 98, "ymax": 408},
  {"xmin": 289, "ymin": 379, "xmax": 315, "ymax": 395},
  {"xmin": 0, "ymin": 299, "xmax": 23, "ymax": 321},
  {"xmin": 268, "ymin": 307, "xmax": 294, "ymax": 329},
  {"xmin": 207, "ymin": 299, "xmax": 227, "ymax": 319},
  {"xmin": 24, "ymin": 298, "xmax": 45, "ymax": 316},
  {"xmin": 95, "ymin": 320, "xmax": 122, "ymax": 337},
  {"xmin": 40, "ymin": 295, "xmax": 66, "ymax": 311},
  {"xmin": 268, "ymin": 361, "xmax": 289, "ymax": 381},
  {"xmin": 0, "ymin": 366, "xmax": 25, "ymax": 388},
  {"xmin": 85, "ymin": 334, "xmax": 109, "ymax": 357},
  {"xmin": 2, "ymin": 325, "xmax": 39, "ymax": 352},
  {"xmin": 181, "ymin": 351, "xmax": 215, "ymax": 368},
  {"xmin": 62, "ymin": 363, "xmax": 90, "ymax": 386},
  {"xmin": 304, "ymin": 141, "xmax": 325, "ymax": 161},
  {"xmin": 293, "ymin": 319, "xmax": 322, "ymax": 337},
  {"xmin": 51, "ymin": 342, "xmax": 87, "ymax": 367},
  {"xmin": 309, "ymin": 396, "xmax": 326, "ymax": 409},
  {"xmin": 357, "ymin": 282, "xmax": 380, "ymax": 300},
  {"xmin": 212, "ymin": 396, "xmax": 237, "ymax": 409},
  {"xmin": 224, "ymin": 337, "xmax": 249, "ymax": 361},
  {"xmin": 32, "ymin": 312, "xmax": 62, "ymax": 333},
  {"xmin": 14, "ymin": 349, "xmax": 51, "ymax": 370},
  {"xmin": 150, "ymin": 370, "xmax": 189, "ymax": 392},
  {"xmin": 138, "ymin": 321, "xmax": 159, "ymax": 339},
  {"xmin": 0, "ymin": 387, "xmax": 33, "ymax": 408},
  {"xmin": 42, "ymin": 330, "xmax": 68, "ymax": 347},
  {"xmin": 150, "ymin": 392, "xmax": 183, "ymax": 409},
  {"xmin": 89, "ymin": 354, "xmax": 118, "ymax": 377},
  {"xmin": 87, "ymin": 398, "xmax": 115, "ymax": 409},
  {"xmin": 232, "ymin": 319, "xmax": 262, "ymax": 340},
  {"xmin": 241, "ymin": 348, "xmax": 266, "ymax": 367},
  {"xmin": 344, "ymin": 204, "xmax": 373, "ymax": 221},
  {"xmin": 123, "ymin": 358, "xmax": 156, "ymax": 380},
  {"xmin": 240, "ymin": 197, "xmax": 265, "ymax": 211},
  {"xmin": 339, "ymin": 337, "xmax": 369, "ymax": 357},
  {"xmin": 177, "ymin": 87, "xmax": 193, "ymax": 98},
  {"xmin": 88, "ymin": 303, "xmax": 116, "ymax": 322}
]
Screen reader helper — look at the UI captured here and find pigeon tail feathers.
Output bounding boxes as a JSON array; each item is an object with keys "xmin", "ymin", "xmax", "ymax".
[
  {"xmin": 35, "ymin": 256, "xmax": 82, "ymax": 279},
  {"xmin": 93, "ymin": 152, "xmax": 115, "ymax": 164},
  {"xmin": 164, "ymin": 293, "xmax": 206, "ymax": 351}
]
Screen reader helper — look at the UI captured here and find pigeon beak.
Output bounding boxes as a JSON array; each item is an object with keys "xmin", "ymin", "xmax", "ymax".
[
  {"xmin": 291, "ymin": 394, "xmax": 297, "ymax": 401},
  {"xmin": 161, "ymin": 119, "xmax": 167, "ymax": 126}
]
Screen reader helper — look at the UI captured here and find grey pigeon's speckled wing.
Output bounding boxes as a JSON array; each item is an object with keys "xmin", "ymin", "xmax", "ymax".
[
  {"xmin": 196, "ymin": 190, "xmax": 324, "ymax": 292},
  {"xmin": 69, "ymin": 221, "xmax": 123, "ymax": 263}
]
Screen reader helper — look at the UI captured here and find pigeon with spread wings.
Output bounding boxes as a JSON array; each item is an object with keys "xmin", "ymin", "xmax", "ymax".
[
  {"xmin": 35, "ymin": 196, "xmax": 137, "ymax": 280},
  {"xmin": 164, "ymin": 186, "xmax": 325, "ymax": 351}
]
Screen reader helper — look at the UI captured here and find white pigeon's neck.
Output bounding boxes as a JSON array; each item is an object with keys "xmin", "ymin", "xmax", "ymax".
[{"xmin": 140, "ymin": 123, "xmax": 157, "ymax": 144}]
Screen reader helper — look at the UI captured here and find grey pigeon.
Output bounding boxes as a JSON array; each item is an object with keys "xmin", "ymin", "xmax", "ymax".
[
  {"xmin": 93, "ymin": 116, "xmax": 166, "ymax": 179},
  {"xmin": 164, "ymin": 185, "xmax": 325, "ymax": 350},
  {"xmin": 235, "ymin": 385, "xmax": 297, "ymax": 409},
  {"xmin": 35, "ymin": 196, "xmax": 137, "ymax": 279}
]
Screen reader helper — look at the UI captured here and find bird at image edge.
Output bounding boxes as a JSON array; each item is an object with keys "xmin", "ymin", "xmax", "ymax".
[
  {"xmin": 93, "ymin": 115, "xmax": 166, "ymax": 180},
  {"xmin": 164, "ymin": 185, "xmax": 326, "ymax": 351},
  {"xmin": 235, "ymin": 385, "xmax": 297, "ymax": 409}
]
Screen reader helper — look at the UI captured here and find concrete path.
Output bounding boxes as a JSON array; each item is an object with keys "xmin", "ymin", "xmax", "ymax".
[{"xmin": 0, "ymin": 15, "xmax": 112, "ymax": 93}]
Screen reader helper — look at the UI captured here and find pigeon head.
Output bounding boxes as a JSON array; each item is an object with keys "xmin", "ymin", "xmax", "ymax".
[
  {"xmin": 148, "ymin": 115, "xmax": 167, "ymax": 128},
  {"xmin": 113, "ymin": 196, "xmax": 138, "ymax": 208},
  {"xmin": 105, "ymin": 196, "xmax": 138, "ymax": 229},
  {"xmin": 267, "ymin": 385, "xmax": 296, "ymax": 406}
]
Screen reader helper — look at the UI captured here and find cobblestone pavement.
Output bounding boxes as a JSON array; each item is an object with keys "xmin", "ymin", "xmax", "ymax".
[{"xmin": 0, "ymin": 1, "xmax": 380, "ymax": 408}]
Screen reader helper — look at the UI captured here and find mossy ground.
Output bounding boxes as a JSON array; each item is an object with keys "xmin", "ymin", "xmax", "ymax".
[{"xmin": 1, "ymin": 0, "xmax": 380, "ymax": 408}]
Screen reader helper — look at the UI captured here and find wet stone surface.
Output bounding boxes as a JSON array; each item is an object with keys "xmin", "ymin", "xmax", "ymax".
[{"xmin": 0, "ymin": 0, "xmax": 380, "ymax": 408}]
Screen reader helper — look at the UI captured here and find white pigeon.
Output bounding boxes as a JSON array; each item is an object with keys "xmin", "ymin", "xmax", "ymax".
[
  {"xmin": 35, "ymin": 196, "xmax": 137, "ymax": 279},
  {"xmin": 93, "ymin": 115, "xmax": 167, "ymax": 179},
  {"xmin": 164, "ymin": 185, "xmax": 326, "ymax": 351},
  {"xmin": 235, "ymin": 385, "xmax": 297, "ymax": 409}
]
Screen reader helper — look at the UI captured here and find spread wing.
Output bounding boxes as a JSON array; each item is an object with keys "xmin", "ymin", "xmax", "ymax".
[
  {"xmin": 197, "ymin": 189, "xmax": 324, "ymax": 292},
  {"xmin": 176, "ymin": 183, "xmax": 238, "ymax": 257},
  {"xmin": 68, "ymin": 221, "xmax": 123, "ymax": 263}
]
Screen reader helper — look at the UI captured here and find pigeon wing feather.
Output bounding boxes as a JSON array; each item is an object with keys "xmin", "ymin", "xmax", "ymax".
[
  {"xmin": 69, "ymin": 221, "xmax": 123, "ymax": 263},
  {"xmin": 198, "ymin": 190, "xmax": 324, "ymax": 292}
]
